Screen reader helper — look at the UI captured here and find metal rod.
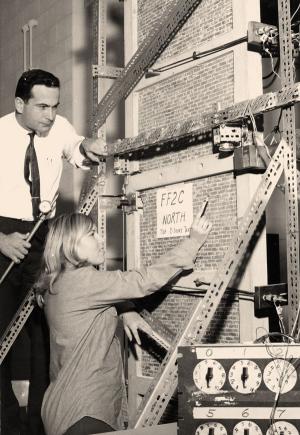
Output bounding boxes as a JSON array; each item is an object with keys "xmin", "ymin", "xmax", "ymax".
[
  {"xmin": 28, "ymin": 19, "xmax": 38, "ymax": 70},
  {"xmin": 0, "ymin": 174, "xmax": 106, "ymax": 365},
  {"xmin": 22, "ymin": 24, "xmax": 29, "ymax": 71},
  {"xmin": 0, "ymin": 195, "xmax": 57, "ymax": 286}
]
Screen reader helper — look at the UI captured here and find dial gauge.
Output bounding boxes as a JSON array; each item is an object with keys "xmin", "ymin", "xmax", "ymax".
[
  {"xmin": 228, "ymin": 359, "xmax": 262, "ymax": 394},
  {"xmin": 263, "ymin": 358, "xmax": 297, "ymax": 393},
  {"xmin": 266, "ymin": 421, "xmax": 299, "ymax": 435},
  {"xmin": 39, "ymin": 200, "xmax": 52, "ymax": 214},
  {"xmin": 196, "ymin": 422, "xmax": 227, "ymax": 435},
  {"xmin": 193, "ymin": 359, "xmax": 226, "ymax": 393},
  {"xmin": 233, "ymin": 421, "xmax": 263, "ymax": 435}
]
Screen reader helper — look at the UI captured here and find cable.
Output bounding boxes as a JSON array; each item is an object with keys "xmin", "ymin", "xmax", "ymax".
[
  {"xmin": 247, "ymin": 104, "xmax": 273, "ymax": 162},
  {"xmin": 262, "ymin": 339, "xmax": 291, "ymax": 435},
  {"xmin": 290, "ymin": 299, "xmax": 300, "ymax": 337},
  {"xmin": 293, "ymin": 57, "xmax": 296, "ymax": 82},
  {"xmin": 254, "ymin": 331, "xmax": 295, "ymax": 344},
  {"xmin": 273, "ymin": 300, "xmax": 286, "ymax": 335},
  {"xmin": 146, "ymin": 36, "xmax": 247, "ymax": 75},
  {"xmin": 291, "ymin": 3, "xmax": 300, "ymax": 22},
  {"xmin": 263, "ymin": 57, "xmax": 280, "ymax": 80},
  {"xmin": 256, "ymin": 332, "xmax": 295, "ymax": 434},
  {"xmin": 263, "ymin": 71, "xmax": 279, "ymax": 89},
  {"xmin": 263, "ymin": 47, "xmax": 281, "ymax": 82},
  {"xmin": 261, "ymin": 336, "xmax": 296, "ymax": 435},
  {"xmin": 276, "ymin": 108, "xmax": 283, "ymax": 131}
]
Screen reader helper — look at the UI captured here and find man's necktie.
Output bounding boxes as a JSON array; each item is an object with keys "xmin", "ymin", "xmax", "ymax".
[{"xmin": 24, "ymin": 132, "xmax": 40, "ymax": 220}]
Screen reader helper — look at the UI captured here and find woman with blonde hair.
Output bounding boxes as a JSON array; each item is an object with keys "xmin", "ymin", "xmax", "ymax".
[{"xmin": 37, "ymin": 211, "xmax": 212, "ymax": 435}]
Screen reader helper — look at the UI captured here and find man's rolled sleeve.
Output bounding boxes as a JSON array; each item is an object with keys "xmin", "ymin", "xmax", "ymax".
[
  {"xmin": 59, "ymin": 117, "xmax": 88, "ymax": 169},
  {"xmin": 68, "ymin": 140, "xmax": 90, "ymax": 169}
]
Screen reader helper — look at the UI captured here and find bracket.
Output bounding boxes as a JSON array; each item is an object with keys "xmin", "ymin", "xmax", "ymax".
[
  {"xmin": 118, "ymin": 192, "xmax": 143, "ymax": 214},
  {"xmin": 113, "ymin": 156, "xmax": 140, "ymax": 175},
  {"xmin": 248, "ymin": 21, "xmax": 299, "ymax": 57},
  {"xmin": 212, "ymin": 123, "xmax": 249, "ymax": 153},
  {"xmin": 254, "ymin": 283, "xmax": 288, "ymax": 315},
  {"xmin": 92, "ymin": 65, "xmax": 124, "ymax": 79},
  {"xmin": 213, "ymin": 124, "xmax": 246, "ymax": 145}
]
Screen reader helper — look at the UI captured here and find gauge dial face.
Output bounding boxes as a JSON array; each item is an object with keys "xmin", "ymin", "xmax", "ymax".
[
  {"xmin": 193, "ymin": 359, "xmax": 226, "ymax": 393},
  {"xmin": 263, "ymin": 358, "xmax": 297, "ymax": 393},
  {"xmin": 39, "ymin": 200, "xmax": 52, "ymax": 214},
  {"xmin": 228, "ymin": 359, "xmax": 262, "ymax": 394},
  {"xmin": 196, "ymin": 422, "xmax": 227, "ymax": 435},
  {"xmin": 233, "ymin": 421, "xmax": 263, "ymax": 435},
  {"xmin": 266, "ymin": 422, "xmax": 299, "ymax": 435}
]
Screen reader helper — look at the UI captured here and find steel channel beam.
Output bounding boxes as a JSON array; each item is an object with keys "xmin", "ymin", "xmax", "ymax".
[
  {"xmin": 278, "ymin": 0, "xmax": 300, "ymax": 335},
  {"xmin": 107, "ymin": 83, "xmax": 300, "ymax": 157}
]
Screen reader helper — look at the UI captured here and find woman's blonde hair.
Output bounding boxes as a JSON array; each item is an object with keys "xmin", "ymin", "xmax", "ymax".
[{"xmin": 37, "ymin": 213, "xmax": 95, "ymax": 296}]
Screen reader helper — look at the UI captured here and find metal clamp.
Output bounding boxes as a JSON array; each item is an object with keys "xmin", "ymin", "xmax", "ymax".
[{"xmin": 118, "ymin": 192, "xmax": 143, "ymax": 214}]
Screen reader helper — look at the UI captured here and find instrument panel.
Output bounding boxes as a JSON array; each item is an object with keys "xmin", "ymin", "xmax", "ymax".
[{"xmin": 178, "ymin": 344, "xmax": 300, "ymax": 435}]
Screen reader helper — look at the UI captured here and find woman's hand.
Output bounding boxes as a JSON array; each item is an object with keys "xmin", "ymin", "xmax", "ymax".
[
  {"xmin": 190, "ymin": 211, "xmax": 212, "ymax": 247},
  {"xmin": 120, "ymin": 311, "xmax": 153, "ymax": 345}
]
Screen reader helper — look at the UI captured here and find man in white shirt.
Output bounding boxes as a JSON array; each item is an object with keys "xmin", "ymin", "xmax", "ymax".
[{"xmin": 0, "ymin": 69, "xmax": 106, "ymax": 435}]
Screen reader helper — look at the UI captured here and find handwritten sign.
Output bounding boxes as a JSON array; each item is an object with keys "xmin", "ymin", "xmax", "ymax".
[{"xmin": 157, "ymin": 183, "xmax": 193, "ymax": 238}]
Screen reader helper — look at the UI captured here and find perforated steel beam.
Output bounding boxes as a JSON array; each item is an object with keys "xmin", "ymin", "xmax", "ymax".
[
  {"xmin": 92, "ymin": 65, "xmax": 124, "ymax": 79},
  {"xmin": 278, "ymin": 0, "xmax": 300, "ymax": 335},
  {"xmin": 106, "ymin": 83, "xmax": 300, "ymax": 156}
]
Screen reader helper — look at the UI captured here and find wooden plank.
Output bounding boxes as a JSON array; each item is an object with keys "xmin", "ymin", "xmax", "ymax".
[{"xmin": 127, "ymin": 154, "xmax": 233, "ymax": 192}]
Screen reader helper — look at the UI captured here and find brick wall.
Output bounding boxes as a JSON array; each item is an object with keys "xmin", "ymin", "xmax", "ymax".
[
  {"xmin": 137, "ymin": 173, "xmax": 239, "ymax": 376},
  {"xmin": 131, "ymin": 0, "xmax": 239, "ymax": 361},
  {"xmin": 140, "ymin": 175, "xmax": 237, "ymax": 268},
  {"xmin": 137, "ymin": 51, "xmax": 234, "ymax": 171},
  {"xmin": 123, "ymin": 0, "xmax": 250, "ymax": 395},
  {"xmin": 140, "ymin": 294, "xmax": 240, "ymax": 377},
  {"xmin": 137, "ymin": 0, "xmax": 233, "ymax": 63},
  {"xmin": 139, "ymin": 53, "xmax": 234, "ymax": 134},
  {"xmin": 128, "ymin": 0, "xmax": 263, "ymax": 420}
]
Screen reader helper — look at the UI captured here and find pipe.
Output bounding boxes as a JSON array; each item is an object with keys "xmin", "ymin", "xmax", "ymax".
[
  {"xmin": 21, "ymin": 24, "xmax": 29, "ymax": 71},
  {"xmin": 28, "ymin": 19, "xmax": 38, "ymax": 69}
]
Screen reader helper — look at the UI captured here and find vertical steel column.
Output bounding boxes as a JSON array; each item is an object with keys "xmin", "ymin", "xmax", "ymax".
[
  {"xmin": 97, "ymin": 0, "xmax": 107, "ymax": 143},
  {"xmin": 278, "ymin": 0, "xmax": 300, "ymax": 334},
  {"xmin": 80, "ymin": 0, "xmax": 107, "ymax": 267},
  {"xmin": 96, "ymin": 0, "xmax": 107, "ymax": 270}
]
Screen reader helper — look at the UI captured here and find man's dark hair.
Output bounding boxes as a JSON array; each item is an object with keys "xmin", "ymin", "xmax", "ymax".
[{"xmin": 15, "ymin": 69, "xmax": 60, "ymax": 102}]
